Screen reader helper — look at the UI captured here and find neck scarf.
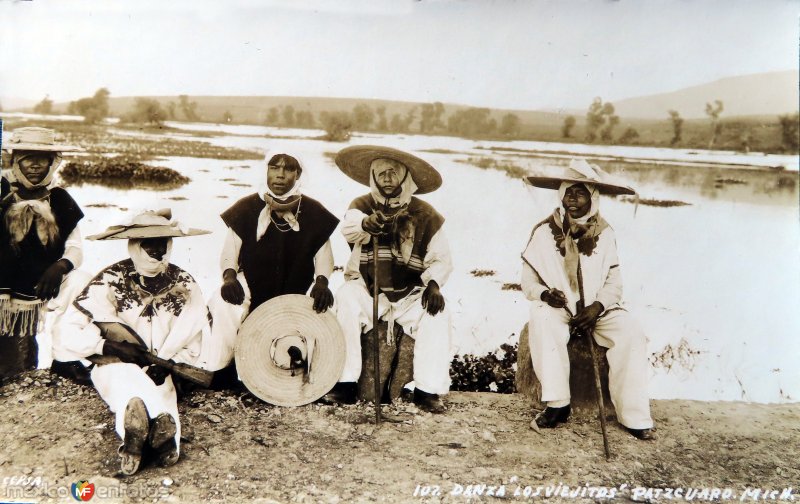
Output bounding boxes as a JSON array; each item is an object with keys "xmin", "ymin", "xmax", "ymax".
[
  {"xmin": 256, "ymin": 178, "xmax": 303, "ymax": 240},
  {"xmin": 555, "ymin": 182, "xmax": 608, "ymax": 292},
  {"xmin": 128, "ymin": 238, "xmax": 173, "ymax": 277},
  {"xmin": 368, "ymin": 165, "xmax": 418, "ymax": 265},
  {"xmin": 369, "ymin": 164, "xmax": 418, "ymax": 209},
  {"xmin": 3, "ymin": 199, "xmax": 60, "ymax": 254}
]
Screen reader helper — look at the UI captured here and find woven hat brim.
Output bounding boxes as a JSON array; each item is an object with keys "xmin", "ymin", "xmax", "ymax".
[
  {"xmin": 4, "ymin": 143, "xmax": 81, "ymax": 152},
  {"xmin": 525, "ymin": 176, "xmax": 636, "ymax": 196},
  {"xmin": 334, "ymin": 145, "xmax": 442, "ymax": 194},
  {"xmin": 235, "ymin": 294, "xmax": 345, "ymax": 407},
  {"xmin": 87, "ymin": 226, "xmax": 211, "ymax": 240}
]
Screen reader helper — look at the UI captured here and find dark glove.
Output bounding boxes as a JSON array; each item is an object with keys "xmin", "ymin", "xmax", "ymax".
[
  {"xmin": 309, "ymin": 275, "xmax": 333, "ymax": 313},
  {"xmin": 421, "ymin": 281, "xmax": 445, "ymax": 316},
  {"xmin": 540, "ymin": 288, "xmax": 567, "ymax": 308},
  {"xmin": 102, "ymin": 340, "xmax": 149, "ymax": 367},
  {"xmin": 145, "ymin": 365, "xmax": 170, "ymax": 386},
  {"xmin": 362, "ymin": 211, "xmax": 388, "ymax": 236},
  {"xmin": 220, "ymin": 269, "xmax": 245, "ymax": 305},
  {"xmin": 35, "ymin": 259, "xmax": 72, "ymax": 300},
  {"xmin": 570, "ymin": 301, "xmax": 604, "ymax": 335}
]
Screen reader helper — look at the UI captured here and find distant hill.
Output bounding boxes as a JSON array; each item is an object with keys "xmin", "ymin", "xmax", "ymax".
[{"xmin": 611, "ymin": 70, "xmax": 798, "ymax": 119}]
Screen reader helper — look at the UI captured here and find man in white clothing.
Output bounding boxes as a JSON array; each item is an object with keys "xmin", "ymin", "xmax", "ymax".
[
  {"xmin": 521, "ymin": 158, "xmax": 655, "ymax": 440},
  {"xmin": 327, "ymin": 145, "xmax": 453, "ymax": 413}
]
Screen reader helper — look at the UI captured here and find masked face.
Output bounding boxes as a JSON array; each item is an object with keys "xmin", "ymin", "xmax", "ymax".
[
  {"xmin": 371, "ymin": 159, "xmax": 407, "ymax": 196},
  {"xmin": 267, "ymin": 157, "xmax": 299, "ymax": 196},
  {"xmin": 16, "ymin": 152, "xmax": 55, "ymax": 185},
  {"xmin": 140, "ymin": 237, "xmax": 169, "ymax": 261}
]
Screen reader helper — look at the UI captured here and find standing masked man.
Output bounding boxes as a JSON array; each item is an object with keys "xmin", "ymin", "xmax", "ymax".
[
  {"xmin": 521, "ymin": 158, "xmax": 655, "ymax": 440},
  {"xmin": 327, "ymin": 146, "xmax": 453, "ymax": 414},
  {"xmin": 204, "ymin": 154, "xmax": 339, "ymax": 383},
  {"xmin": 0, "ymin": 127, "xmax": 90, "ymax": 383}
]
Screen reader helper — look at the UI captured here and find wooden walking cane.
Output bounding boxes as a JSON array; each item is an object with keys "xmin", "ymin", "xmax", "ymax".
[
  {"xmin": 372, "ymin": 236, "xmax": 382, "ymax": 426},
  {"xmin": 575, "ymin": 259, "xmax": 611, "ymax": 460}
]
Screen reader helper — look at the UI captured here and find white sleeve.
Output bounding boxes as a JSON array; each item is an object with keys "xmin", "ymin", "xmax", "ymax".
[
  {"xmin": 595, "ymin": 265, "xmax": 623, "ymax": 309},
  {"xmin": 420, "ymin": 227, "xmax": 453, "ymax": 287},
  {"xmin": 521, "ymin": 260, "xmax": 548, "ymax": 302},
  {"xmin": 61, "ymin": 225, "xmax": 83, "ymax": 269},
  {"xmin": 219, "ymin": 227, "xmax": 242, "ymax": 273},
  {"xmin": 313, "ymin": 240, "xmax": 334, "ymax": 279},
  {"xmin": 341, "ymin": 208, "xmax": 371, "ymax": 245}
]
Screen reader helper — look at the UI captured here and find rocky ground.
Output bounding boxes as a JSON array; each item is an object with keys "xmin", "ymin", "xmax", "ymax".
[{"xmin": 1, "ymin": 370, "xmax": 798, "ymax": 503}]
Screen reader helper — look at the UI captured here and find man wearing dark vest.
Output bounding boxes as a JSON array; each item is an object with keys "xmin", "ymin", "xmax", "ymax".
[
  {"xmin": 325, "ymin": 146, "xmax": 453, "ymax": 413},
  {"xmin": 203, "ymin": 154, "xmax": 339, "ymax": 381},
  {"xmin": 0, "ymin": 127, "xmax": 91, "ymax": 383}
]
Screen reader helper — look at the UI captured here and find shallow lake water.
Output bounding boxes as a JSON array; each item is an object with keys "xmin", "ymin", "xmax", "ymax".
[{"xmin": 48, "ymin": 124, "xmax": 800, "ymax": 404}]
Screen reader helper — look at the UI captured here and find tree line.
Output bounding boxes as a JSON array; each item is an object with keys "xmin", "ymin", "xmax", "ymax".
[{"xmin": 28, "ymin": 88, "xmax": 800, "ymax": 152}]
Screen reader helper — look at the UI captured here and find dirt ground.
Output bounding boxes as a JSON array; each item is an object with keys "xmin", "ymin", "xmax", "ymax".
[{"xmin": 0, "ymin": 370, "xmax": 798, "ymax": 503}]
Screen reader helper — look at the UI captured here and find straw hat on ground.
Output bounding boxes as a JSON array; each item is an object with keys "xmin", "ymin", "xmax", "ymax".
[
  {"xmin": 335, "ymin": 145, "xmax": 442, "ymax": 194},
  {"xmin": 86, "ymin": 209, "xmax": 210, "ymax": 240},
  {"xmin": 235, "ymin": 294, "xmax": 345, "ymax": 407},
  {"xmin": 525, "ymin": 158, "xmax": 636, "ymax": 196},
  {"xmin": 3, "ymin": 127, "xmax": 81, "ymax": 153}
]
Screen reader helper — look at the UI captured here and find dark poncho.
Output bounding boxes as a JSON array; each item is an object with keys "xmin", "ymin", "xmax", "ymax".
[
  {"xmin": 221, "ymin": 193, "xmax": 339, "ymax": 311},
  {"xmin": 349, "ymin": 194, "xmax": 444, "ymax": 302}
]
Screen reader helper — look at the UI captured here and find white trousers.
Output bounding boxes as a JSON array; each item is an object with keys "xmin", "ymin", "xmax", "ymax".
[
  {"xmin": 528, "ymin": 301, "xmax": 653, "ymax": 429},
  {"xmin": 203, "ymin": 272, "xmax": 252, "ymax": 372},
  {"xmin": 91, "ymin": 363, "xmax": 181, "ymax": 453},
  {"xmin": 47, "ymin": 269, "xmax": 93, "ymax": 364},
  {"xmin": 335, "ymin": 280, "xmax": 452, "ymax": 395}
]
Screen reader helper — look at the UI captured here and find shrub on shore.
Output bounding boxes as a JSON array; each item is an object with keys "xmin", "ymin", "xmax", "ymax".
[
  {"xmin": 450, "ymin": 343, "xmax": 517, "ymax": 394},
  {"xmin": 61, "ymin": 156, "xmax": 190, "ymax": 189}
]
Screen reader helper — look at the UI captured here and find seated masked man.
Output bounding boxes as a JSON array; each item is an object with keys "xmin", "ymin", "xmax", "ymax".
[
  {"xmin": 0, "ymin": 127, "xmax": 91, "ymax": 384},
  {"xmin": 326, "ymin": 146, "xmax": 453, "ymax": 413},
  {"xmin": 204, "ymin": 154, "xmax": 339, "ymax": 385},
  {"xmin": 56, "ymin": 210, "xmax": 212, "ymax": 475},
  {"xmin": 521, "ymin": 159, "xmax": 655, "ymax": 440}
]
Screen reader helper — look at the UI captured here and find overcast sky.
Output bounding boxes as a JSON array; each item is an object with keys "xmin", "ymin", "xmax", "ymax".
[{"xmin": 0, "ymin": 0, "xmax": 797, "ymax": 110}]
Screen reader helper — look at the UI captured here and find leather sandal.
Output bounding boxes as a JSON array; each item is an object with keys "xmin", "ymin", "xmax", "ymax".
[
  {"xmin": 626, "ymin": 427, "xmax": 656, "ymax": 441},
  {"xmin": 533, "ymin": 405, "xmax": 571, "ymax": 429},
  {"xmin": 119, "ymin": 397, "xmax": 149, "ymax": 476},
  {"xmin": 413, "ymin": 389, "xmax": 445, "ymax": 414},
  {"xmin": 318, "ymin": 382, "xmax": 358, "ymax": 405},
  {"xmin": 149, "ymin": 413, "xmax": 179, "ymax": 467}
]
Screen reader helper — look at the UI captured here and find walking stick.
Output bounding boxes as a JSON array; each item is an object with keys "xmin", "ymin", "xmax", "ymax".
[
  {"xmin": 576, "ymin": 259, "xmax": 611, "ymax": 460},
  {"xmin": 372, "ymin": 236, "xmax": 382, "ymax": 426}
]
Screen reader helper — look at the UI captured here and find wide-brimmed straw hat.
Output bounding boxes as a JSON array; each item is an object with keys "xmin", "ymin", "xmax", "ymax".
[
  {"xmin": 86, "ymin": 209, "xmax": 211, "ymax": 240},
  {"xmin": 335, "ymin": 145, "xmax": 442, "ymax": 194},
  {"xmin": 525, "ymin": 158, "xmax": 636, "ymax": 196},
  {"xmin": 3, "ymin": 127, "xmax": 81, "ymax": 153},
  {"xmin": 235, "ymin": 294, "xmax": 345, "ymax": 407}
]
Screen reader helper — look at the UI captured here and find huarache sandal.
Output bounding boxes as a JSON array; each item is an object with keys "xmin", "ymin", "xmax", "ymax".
[
  {"xmin": 119, "ymin": 397, "xmax": 149, "ymax": 476},
  {"xmin": 149, "ymin": 413, "xmax": 179, "ymax": 467},
  {"xmin": 533, "ymin": 405, "xmax": 571, "ymax": 429}
]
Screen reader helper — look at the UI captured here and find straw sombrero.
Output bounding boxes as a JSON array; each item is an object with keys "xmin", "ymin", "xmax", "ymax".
[
  {"xmin": 525, "ymin": 158, "xmax": 636, "ymax": 196},
  {"xmin": 87, "ymin": 209, "xmax": 211, "ymax": 240},
  {"xmin": 235, "ymin": 294, "xmax": 345, "ymax": 407},
  {"xmin": 335, "ymin": 145, "xmax": 442, "ymax": 194},
  {"xmin": 3, "ymin": 127, "xmax": 81, "ymax": 153}
]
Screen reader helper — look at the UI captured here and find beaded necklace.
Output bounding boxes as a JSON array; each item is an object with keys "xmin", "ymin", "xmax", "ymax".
[{"xmin": 271, "ymin": 195, "xmax": 302, "ymax": 232}]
